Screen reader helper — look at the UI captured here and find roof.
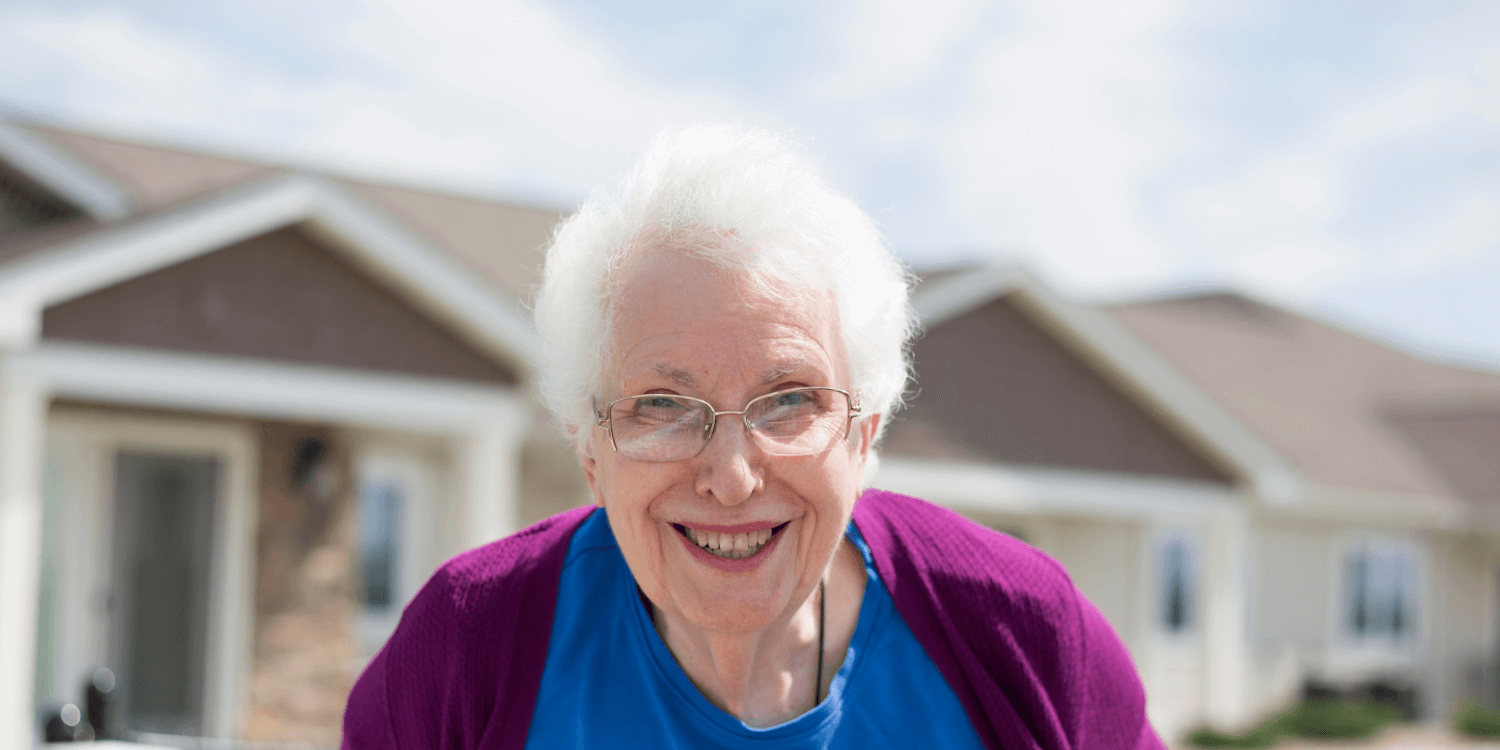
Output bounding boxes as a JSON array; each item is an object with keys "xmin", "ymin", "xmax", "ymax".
[
  {"xmin": 907, "ymin": 264, "xmax": 1301, "ymax": 502},
  {"xmin": 0, "ymin": 119, "xmax": 561, "ymax": 376},
  {"xmin": 4, "ymin": 122, "xmax": 562, "ymax": 305},
  {"xmin": 1107, "ymin": 292, "xmax": 1500, "ymax": 505}
]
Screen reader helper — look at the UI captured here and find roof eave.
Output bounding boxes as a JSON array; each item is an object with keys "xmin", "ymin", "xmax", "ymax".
[{"xmin": 0, "ymin": 120, "xmax": 133, "ymax": 221}]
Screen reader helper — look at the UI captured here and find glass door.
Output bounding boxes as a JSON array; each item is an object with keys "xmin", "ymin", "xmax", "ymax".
[{"xmin": 108, "ymin": 451, "xmax": 219, "ymax": 737}]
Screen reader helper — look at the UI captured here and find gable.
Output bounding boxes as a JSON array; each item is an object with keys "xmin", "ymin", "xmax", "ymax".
[
  {"xmin": 41, "ymin": 225, "xmax": 517, "ymax": 385},
  {"xmin": 0, "ymin": 160, "xmax": 84, "ymax": 240},
  {"xmin": 887, "ymin": 296, "xmax": 1234, "ymax": 484}
]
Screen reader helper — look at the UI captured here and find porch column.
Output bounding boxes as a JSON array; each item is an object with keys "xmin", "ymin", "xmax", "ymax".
[
  {"xmin": 1203, "ymin": 505, "xmax": 1251, "ymax": 729},
  {"xmin": 456, "ymin": 396, "xmax": 532, "ymax": 550},
  {"xmin": 0, "ymin": 369, "xmax": 48, "ymax": 748}
]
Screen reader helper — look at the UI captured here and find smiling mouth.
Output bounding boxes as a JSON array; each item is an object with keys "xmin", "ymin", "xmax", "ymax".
[{"xmin": 673, "ymin": 522, "xmax": 790, "ymax": 560}]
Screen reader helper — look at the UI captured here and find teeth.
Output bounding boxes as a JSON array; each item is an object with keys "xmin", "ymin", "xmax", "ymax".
[{"xmin": 682, "ymin": 526, "xmax": 777, "ymax": 560}]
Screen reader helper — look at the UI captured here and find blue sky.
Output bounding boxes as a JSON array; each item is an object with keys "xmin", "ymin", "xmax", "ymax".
[{"xmin": 1, "ymin": 0, "xmax": 1496, "ymax": 367}]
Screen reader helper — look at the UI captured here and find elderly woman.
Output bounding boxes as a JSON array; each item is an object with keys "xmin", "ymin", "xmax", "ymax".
[{"xmin": 344, "ymin": 127, "xmax": 1164, "ymax": 749}]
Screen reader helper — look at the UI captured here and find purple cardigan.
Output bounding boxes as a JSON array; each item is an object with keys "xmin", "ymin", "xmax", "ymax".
[{"xmin": 343, "ymin": 489, "xmax": 1165, "ymax": 749}]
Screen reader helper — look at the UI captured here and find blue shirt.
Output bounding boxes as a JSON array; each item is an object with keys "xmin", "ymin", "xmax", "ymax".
[{"xmin": 525, "ymin": 510, "xmax": 985, "ymax": 748}]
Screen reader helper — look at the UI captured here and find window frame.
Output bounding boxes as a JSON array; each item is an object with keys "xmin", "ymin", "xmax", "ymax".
[
  {"xmin": 1153, "ymin": 529, "xmax": 1203, "ymax": 639},
  {"xmin": 1330, "ymin": 533, "xmax": 1424, "ymax": 661}
]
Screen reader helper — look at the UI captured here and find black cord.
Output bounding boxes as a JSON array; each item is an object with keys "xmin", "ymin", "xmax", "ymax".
[{"xmin": 815, "ymin": 577, "xmax": 826, "ymax": 706}]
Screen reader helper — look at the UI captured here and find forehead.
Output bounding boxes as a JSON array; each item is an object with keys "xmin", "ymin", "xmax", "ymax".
[{"xmin": 607, "ymin": 250, "xmax": 843, "ymax": 392}]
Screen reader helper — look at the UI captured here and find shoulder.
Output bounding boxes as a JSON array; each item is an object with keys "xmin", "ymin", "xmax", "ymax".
[
  {"xmin": 854, "ymin": 489, "xmax": 1161, "ymax": 749},
  {"xmin": 853, "ymin": 488, "xmax": 1075, "ymax": 616},
  {"xmin": 420, "ymin": 505, "xmax": 597, "ymax": 620},
  {"xmin": 343, "ymin": 506, "xmax": 597, "ymax": 750}
]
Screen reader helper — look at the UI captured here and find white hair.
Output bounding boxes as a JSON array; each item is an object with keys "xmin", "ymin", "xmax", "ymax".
[{"xmin": 533, "ymin": 125, "xmax": 917, "ymax": 450}]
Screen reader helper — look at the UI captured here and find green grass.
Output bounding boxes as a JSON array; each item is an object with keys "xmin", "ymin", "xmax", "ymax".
[
  {"xmin": 1188, "ymin": 700, "xmax": 1403, "ymax": 748},
  {"xmin": 1456, "ymin": 702, "xmax": 1500, "ymax": 738}
]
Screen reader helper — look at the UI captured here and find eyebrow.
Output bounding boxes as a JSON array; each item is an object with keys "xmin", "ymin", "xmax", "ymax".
[
  {"xmin": 649, "ymin": 362, "xmax": 809, "ymax": 388},
  {"xmin": 760, "ymin": 364, "xmax": 804, "ymax": 385},
  {"xmin": 654, "ymin": 364, "xmax": 695, "ymax": 386}
]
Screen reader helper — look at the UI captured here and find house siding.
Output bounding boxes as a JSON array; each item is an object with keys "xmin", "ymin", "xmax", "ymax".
[
  {"xmin": 40, "ymin": 225, "xmax": 518, "ymax": 385},
  {"xmin": 889, "ymin": 297, "xmax": 1234, "ymax": 483}
]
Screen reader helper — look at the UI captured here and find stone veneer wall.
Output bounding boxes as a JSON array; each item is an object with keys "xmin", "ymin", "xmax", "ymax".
[{"xmin": 243, "ymin": 422, "xmax": 357, "ymax": 745}]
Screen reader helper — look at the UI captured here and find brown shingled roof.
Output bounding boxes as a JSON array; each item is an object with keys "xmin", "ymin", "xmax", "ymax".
[
  {"xmin": 1107, "ymin": 292, "xmax": 1500, "ymax": 503},
  {"xmin": 6, "ymin": 124, "xmax": 563, "ymax": 303}
]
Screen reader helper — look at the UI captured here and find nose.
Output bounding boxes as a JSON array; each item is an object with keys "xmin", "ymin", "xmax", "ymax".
[{"xmin": 693, "ymin": 414, "xmax": 762, "ymax": 506}]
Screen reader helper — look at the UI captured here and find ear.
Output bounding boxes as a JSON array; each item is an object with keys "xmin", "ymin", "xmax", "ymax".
[
  {"xmin": 576, "ymin": 435, "xmax": 606, "ymax": 508},
  {"xmin": 855, "ymin": 413, "xmax": 880, "ymax": 462},
  {"xmin": 855, "ymin": 413, "xmax": 882, "ymax": 492}
]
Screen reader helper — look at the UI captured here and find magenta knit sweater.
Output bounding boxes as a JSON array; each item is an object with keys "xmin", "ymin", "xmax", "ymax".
[{"xmin": 343, "ymin": 489, "xmax": 1165, "ymax": 749}]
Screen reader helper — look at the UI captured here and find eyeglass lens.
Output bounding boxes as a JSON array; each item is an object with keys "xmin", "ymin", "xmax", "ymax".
[{"xmin": 608, "ymin": 388, "xmax": 850, "ymax": 462}]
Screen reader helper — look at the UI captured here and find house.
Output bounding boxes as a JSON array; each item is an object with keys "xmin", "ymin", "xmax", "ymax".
[
  {"xmin": 1, "ymin": 118, "xmax": 1497, "ymax": 747},
  {"xmin": 0, "ymin": 118, "xmax": 589, "ymax": 747},
  {"xmin": 882, "ymin": 264, "xmax": 1500, "ymax": 740}
]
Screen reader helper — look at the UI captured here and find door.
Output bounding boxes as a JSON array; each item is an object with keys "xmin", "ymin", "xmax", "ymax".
[{"xmin": 108, "ymin": 451, "xmax": 219, "ymax": 736}]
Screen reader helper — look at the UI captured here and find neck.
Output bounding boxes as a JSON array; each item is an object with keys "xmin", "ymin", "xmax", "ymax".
[{"xmin": 652, "ymin": 539, "xmax": 865, "ymax": 728}]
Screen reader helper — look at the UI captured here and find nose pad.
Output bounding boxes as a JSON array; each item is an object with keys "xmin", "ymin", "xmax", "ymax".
[{"xmin": 694, "ymin": 416, "xmax": 762, "ymax": 505}]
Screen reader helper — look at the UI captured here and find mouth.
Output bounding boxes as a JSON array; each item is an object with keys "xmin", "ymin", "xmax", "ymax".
[{"xmin": 672, "ymin": 522, "xmax": 790, "ymax": 560}]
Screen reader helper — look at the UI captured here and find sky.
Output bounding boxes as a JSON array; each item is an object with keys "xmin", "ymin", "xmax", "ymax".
[{"xmin": 1, "ymin": 0, "xmax": 1496, "ymax": 368}]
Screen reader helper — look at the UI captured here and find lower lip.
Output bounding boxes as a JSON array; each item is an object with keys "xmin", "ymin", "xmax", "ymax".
[{"xmin": 676, "ymin": 527, "xmax": 783, "ymax": 572}]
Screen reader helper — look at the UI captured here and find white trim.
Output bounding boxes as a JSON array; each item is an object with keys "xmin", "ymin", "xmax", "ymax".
[
  {"xmin": 0, "ymin": 370, "xmax": 49, "ymax": 749},
  {"xmin": 8, "ymin": 342, "xmax": 531, "ymax": 434},
  {"xmin": 874, "ymin": 457, "xmax": 1242, "ymax": 521},
  {"xmin": 0, "ymin": 122, "xmax": 131, "ymax": 221},
  {"xmin": 1273, "ymin": 486, "xmax": 1469, "ymax": 531},
  {"xmin": 0, "ymin": 175, "xmax": 537, "ymax": 375},
  {"xmin": 43, "ymin": 410, "xmax": 258, "ymax": 740},
  {"xmin": 911, "ymin": 265, "xmax": 1302, "ymax": 504}
]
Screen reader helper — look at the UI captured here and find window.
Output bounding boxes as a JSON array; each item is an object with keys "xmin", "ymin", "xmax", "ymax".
[
  {"xmin": 358, "ymin": 479, "xmax": 402, "ymax": 614},
  {"xmin": 354, "ymin": 452, "xmax": 434, "ymax": 656},
  {"xmin": 1343, "ymin": 543, "xmax": 1417, "ymax": 642},
  {"xmin": 1158, "ymin": 535, "xmax": 1199, "ymax": 634}
]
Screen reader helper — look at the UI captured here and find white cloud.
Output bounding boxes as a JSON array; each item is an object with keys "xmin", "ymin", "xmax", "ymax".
[
  {"xmin": 805, "ymin": 0, "xmax": 989, "ymax": 99},
  {"xmin": 1383, "ymin": 191, "xmax": 1500, "ymax": 274},
  {"xmin": 0, "ymin": 0, "xmax": 1496, "ymax": 362},
  {"xmin": 932, "ymin": 0, "xmax": 1194, "ymax": 291}
]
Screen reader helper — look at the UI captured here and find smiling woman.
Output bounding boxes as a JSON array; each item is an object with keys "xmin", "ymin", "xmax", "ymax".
[{"xmin": 341, "ymin": 125, "xmax": 1165, "ymax": 749}]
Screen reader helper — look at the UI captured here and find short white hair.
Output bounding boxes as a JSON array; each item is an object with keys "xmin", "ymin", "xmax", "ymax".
[{"xmin": 533, "ymin": 125, "xmax": 917, "ymax": 449}]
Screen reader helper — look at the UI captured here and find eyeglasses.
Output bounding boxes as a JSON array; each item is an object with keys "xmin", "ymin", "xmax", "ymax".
[{"xmin": 594, "ymin": 387, "xmax": 861, "ymax": 462}]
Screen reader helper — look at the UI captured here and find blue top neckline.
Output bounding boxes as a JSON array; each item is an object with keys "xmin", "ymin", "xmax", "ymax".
[{"xmin": 619, "ymin": 520, "xmax": 885, "ymax": 739}]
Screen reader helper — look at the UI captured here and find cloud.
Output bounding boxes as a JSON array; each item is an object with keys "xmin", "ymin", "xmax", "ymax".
[
  {"xmin": 929, "ymin": 0, "xmax": 1194, "ymax": 290},
  {"xmin": 0, "ymin": 0, "xmax": 1495, "ymax": 362},
  {"xmin": 0, "ymin": 0, "xmax": 754, "ymax": 203}
]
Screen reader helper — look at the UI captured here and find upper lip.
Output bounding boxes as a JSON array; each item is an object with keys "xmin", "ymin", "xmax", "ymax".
[{"xmin": 672, "ymin": 521, "xmax": 787, "ymax": 534}]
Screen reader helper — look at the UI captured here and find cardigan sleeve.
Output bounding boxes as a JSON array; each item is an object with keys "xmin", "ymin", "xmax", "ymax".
[
  {"xmin": 853, "ymin": 489, "xmax": 1166, "ymax": 750},
  {"xmin": 1072, "ymin": 587, "xmax": 1166, "ymax": 750},
  {"xmin": 342, "ymin": 507, "xmax": 594, "ymax": 750},
  {"xmin": 341, "ymin": 565, "xmax": 473, "ymax": 750}
]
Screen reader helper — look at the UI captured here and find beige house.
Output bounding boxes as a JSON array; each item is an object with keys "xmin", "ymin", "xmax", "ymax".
[
  {"xmin": 0, "ymin": 119, "xmax": 587, "ymax": 747},
  {"xmin": 886, "ymin": 264, "xmax": 1500, "ymax": 740},
  {"xmin": 0, "ymin": 119, "xmax": 1497, "ymax": 747}
]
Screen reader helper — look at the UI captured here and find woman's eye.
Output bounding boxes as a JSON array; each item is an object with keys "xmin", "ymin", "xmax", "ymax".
[
  {"xmin": 639, "ymin": 396, "xmax": 685, "ymax": 410},
  {"xmin": 773, "ymin": 390, "xmax": 811, "ymax": 407}
]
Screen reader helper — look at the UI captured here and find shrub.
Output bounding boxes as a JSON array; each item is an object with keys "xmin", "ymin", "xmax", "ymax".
[
  {"xmin": 1286, "ymin": 700, "xmax": 1400, "ymax": 738},
  {"xmin": 1187, "ymin": 699, "xmax": 1401, "ymax": 748},
  {"xmin": 1456, "ymin": 703, "xmax": 1500, "ymax": 738}
]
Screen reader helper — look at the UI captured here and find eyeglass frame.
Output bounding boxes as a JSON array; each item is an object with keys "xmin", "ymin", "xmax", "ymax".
[{"xmin": 593, "ymin": 386, "xmax": 863, "ymax": 461}]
